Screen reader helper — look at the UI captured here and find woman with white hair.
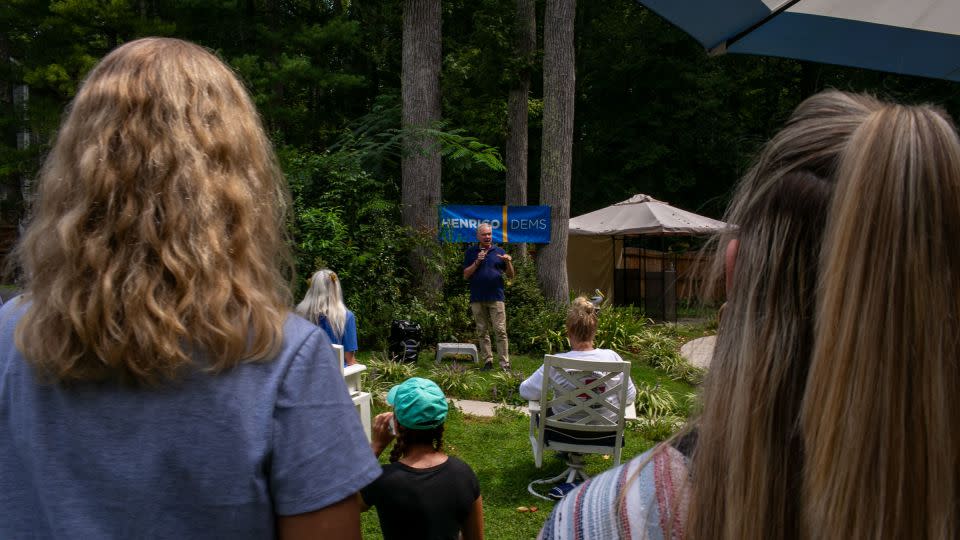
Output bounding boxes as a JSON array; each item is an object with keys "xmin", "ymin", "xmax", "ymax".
[{"xmin": 296, "ymin": 268, "xmax": 359, "ymax": 365}]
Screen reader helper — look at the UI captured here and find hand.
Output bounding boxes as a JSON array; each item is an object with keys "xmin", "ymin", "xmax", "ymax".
[
  {"xmin": 476, "ymin": 249, "xmax": 487, "ymax": 262},
  {"xmin": 371, "ymin": 412, "xmax": 396, "ymax": 456},
  {"xmin": 499, "ymin": 253, "xmax": 512, "ymax": 263}
]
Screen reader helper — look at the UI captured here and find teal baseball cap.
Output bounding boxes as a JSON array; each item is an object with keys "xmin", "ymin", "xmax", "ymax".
[{"xmin": 387, "ymin": 377, "xmax": 448, "ymax": 430}]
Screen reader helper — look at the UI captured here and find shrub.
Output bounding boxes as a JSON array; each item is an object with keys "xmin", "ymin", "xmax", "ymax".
[
  {"xmin": 503, "ymin": 258, "xmax": 565, "ymax": 355},
  {"xmin": 283, "ymin": 146, "xmax": 415, "ymax": 350},
  {"xmin": 488, "ymin": 369, "xmax": 527, "ymax": 405},
  {"xmin": 363, "ymin": 353, "xmax": 417, "ymax": 403},
  {"xmin": 653, "ymin": 353, "xmax": 706, "ymax": 386},
  {"xmin": 630, "ymin": 327, "xmax": 678, "ymax": 365},
  {"xmin": 629, "ymin": 415, "xmax": 687, "ymax": 442},
  {"xmin": 429, "ymin": 362, "xmax": 480, "ymax": 397},
  {"xmin": 594, "ymin": 303, "xmax": 649, "ymax": 352},
  {"xmin": 634, "ymin": 381, "xmax": 679, "ymax": 418}
]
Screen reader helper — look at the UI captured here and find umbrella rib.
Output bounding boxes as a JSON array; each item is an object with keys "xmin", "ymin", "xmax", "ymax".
[{"xmin": 709, "ymin": 0, "xmax": 803, "ymax": 55}]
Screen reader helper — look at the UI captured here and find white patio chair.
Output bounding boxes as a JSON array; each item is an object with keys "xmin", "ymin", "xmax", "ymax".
[
  {"xmin": 527, "ymin": 354, "xmax": 630, "ymax": 499},
  {"xmin": 334, "ymin": 344, "xmax": 372, "ymax": 442}
]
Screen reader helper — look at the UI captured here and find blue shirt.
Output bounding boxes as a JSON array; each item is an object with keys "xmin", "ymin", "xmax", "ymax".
[
  {"xmin": 0, "ymin": 298, "xmax": 381, "ymax": 539},
  {"xmin": 318, "ymin": 309, "xmax": 358, "ymax": 353},
  {"xmin": 463, "ymin": 244, "xmax": 508, "ymax": 302}
]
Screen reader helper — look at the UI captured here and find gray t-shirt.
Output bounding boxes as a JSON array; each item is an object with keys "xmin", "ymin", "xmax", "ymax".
[{"xmin": 0, "ymin": 298, "xmax": 381, "ymax": 538}]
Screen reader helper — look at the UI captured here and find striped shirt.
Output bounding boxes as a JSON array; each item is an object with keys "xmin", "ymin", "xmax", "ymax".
[{"xmin": 538, "ymin": 445, "xmax": 690, "ymax": 540}]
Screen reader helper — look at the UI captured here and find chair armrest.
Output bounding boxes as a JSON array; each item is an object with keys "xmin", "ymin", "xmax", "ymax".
[
  {"xmin": 624, "ymin": 403, "xmax": 637, "ymax": 420},
  {"xmin": 343, "ymin": 364, "xmax": 367, "ymax": 377},
  {"xmin": 343, "ymin": 363, "xmax": 367, "ymax": 395},
  {"xmin": 528, "ymin": 401, "xmax": 541, "ymax": 414}
]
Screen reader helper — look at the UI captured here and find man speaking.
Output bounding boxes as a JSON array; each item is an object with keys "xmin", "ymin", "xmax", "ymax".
[{"xmin": 462, "ymin": 223, "xmax": 514, "ymax": 371}]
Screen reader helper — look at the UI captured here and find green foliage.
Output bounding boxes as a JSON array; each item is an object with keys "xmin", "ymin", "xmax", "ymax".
[
  {"xmin": 282, "ymin": 146, "xmax": 413, "ymax": 348},
  {"xmin": 488, "ymin": 369, "xmax": 527, "ymax": 405},
  {"xmin": 594, "ymin": 304, "xmax": 649, "ymax": 351},
  {"xmin": 630, "ymin": 327, "xmax": 679, "ymax": 365},
  {"xmin": 363, "ymin": 354, "xmax": 417, "ymax": 403},
  {"xmin": 429, "ymin": 362, "xmax": 480, "ymax": 397},
  {"xmin": 652, "ymin": 352, "xmax": 706, "ymax": 386},
  {"xmin": 634, "ymin": 381, "xmax": 679, "ymax": 418},
  {"xmin": 492, "ymin": 403, "xmax": 527, "ymax": 420},
  {"xmin": 334, "ymin": 96, "xmax": 506, "ymax": 174},
  {"xmin": 629, "ymin": 415, "xmax": 687, "ymax": 443},
  {"xmin": 8, "ymin": 0, "xmax": 960, "ymax": 241},
  {"xmin": 428, "ymin": 127, "xmax": 506, "ymax": 172},
  {"xmin": 627, "ymin": 326, "xmax": 706, "ymax": 385},
  {"xmin": 505, "ymin": 258, "xmax": 566, "ymax": 355}
]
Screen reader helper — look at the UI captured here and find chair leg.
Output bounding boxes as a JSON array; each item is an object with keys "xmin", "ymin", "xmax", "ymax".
[
  {"xmin": 563, "ymin": 454, "xmax": 590, "ymax": 484},
  {"xmin": 527, "ymin": 453, "xmax": 591, "ymax": 500}
]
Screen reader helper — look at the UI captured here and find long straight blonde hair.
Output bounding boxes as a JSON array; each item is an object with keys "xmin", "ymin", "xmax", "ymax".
[
  {"xmin": 14, "ymin": 38, "xmax": 292, "ymax": 385},
  {"xmin": 687, "ymin": 90, "xmax": 882, "ymax": 540},
  {"xmin": 803, "ymin": 104, "xmax": 960, "ymax": 539},
  {"xmin": 295, "ymin": 269, "xmax": 348, "ymax": 339}
]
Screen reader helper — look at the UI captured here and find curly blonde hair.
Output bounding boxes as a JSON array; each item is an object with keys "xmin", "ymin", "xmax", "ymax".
[{"xmin": 14, "ymin": 37, "xmax": 292, "ymax": 385}]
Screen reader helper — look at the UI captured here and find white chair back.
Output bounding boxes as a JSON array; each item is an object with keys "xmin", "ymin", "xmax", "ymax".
[{"xmin": 530, "ymin": 354, "xmax": 630, "ymax": 466}]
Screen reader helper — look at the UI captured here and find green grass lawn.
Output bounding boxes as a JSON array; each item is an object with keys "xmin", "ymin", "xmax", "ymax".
[
  {"xmin": 355, "ymin": 319, "xmax": 710, "ymax": 539},
  {"xmin": 359, "ymin": 404, "xmax": 683, "ymax": 539}
]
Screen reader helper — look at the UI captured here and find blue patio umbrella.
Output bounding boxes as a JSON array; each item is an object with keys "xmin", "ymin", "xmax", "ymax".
[{"xmin": 639, "ymin": 0, "xmax": 960, "ymax": 82}]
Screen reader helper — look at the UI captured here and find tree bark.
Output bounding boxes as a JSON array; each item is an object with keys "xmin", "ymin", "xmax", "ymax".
[
  {"xmin": 537, "ymin": 0, "xmax": 575, "ymax": 304},
  {"xmin": 401, "ymin": 0, "xmax": 443, "ymax": 297},
  {"xmin": 0, "ymin": 32, "xmax": 9, "ymax": 108},
  {"xmin": 506, "ymin": 0, "xmax": 535, "ymax": 260}
]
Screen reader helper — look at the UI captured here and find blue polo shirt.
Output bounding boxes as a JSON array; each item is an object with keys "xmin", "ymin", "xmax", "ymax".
[
  {"xmin": 463, "ymin": 244, "xmax": 508, "ymax": 302},
  {"xmin": 318, "ymin": 309, "xmax": 358, "ymax": 354}
]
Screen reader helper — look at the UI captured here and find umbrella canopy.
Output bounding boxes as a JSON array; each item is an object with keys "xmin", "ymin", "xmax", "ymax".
[
  {"xmin": 569, "ymin": 194, "xmax": 727, "ymax": 236},
  {"xmin": 640, "ymin": 0, "xmax": 960, "ymax": 82}
]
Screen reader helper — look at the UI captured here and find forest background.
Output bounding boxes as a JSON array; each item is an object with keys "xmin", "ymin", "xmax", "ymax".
[{"xmin": 3, "ymin": 0, "xmax": 960, "ymax": 351}]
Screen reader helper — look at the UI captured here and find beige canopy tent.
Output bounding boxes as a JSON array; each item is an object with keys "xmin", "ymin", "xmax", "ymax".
[{"xmin": 567, "ymin": 194, "xmax": 728, "ymax": 319}]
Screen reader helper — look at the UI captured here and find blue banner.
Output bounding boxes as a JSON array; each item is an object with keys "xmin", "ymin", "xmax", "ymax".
[{"xmin": 438, "ymin": 205, "xmax": 551, "ymax": 243}]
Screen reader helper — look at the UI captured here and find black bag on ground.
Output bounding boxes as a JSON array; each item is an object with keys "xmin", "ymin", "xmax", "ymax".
[{"xmin": 388, "ymin": 320, "xmax": 422, "ymax": 363}]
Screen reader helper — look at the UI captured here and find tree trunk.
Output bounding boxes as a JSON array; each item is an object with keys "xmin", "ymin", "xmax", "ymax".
[
  {"xmin": 0, "ymin": 32, "xmax": 9, "ymax": 108},
  {"xmin": 537, "ymin": 0, "xmax": 575, "ymax": 305},
  {"xmin": 401, "ymin": 0, "xmax": 443, "ymax": 297},
  {"xmin": 506, "ymin": 0, "xmax": 535, "ymax": 260}
]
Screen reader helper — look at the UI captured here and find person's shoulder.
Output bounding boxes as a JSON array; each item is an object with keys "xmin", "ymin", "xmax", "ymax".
[
  {"xmin": 378, "ymin": 461, "xmax": 404, "ymax": 476},
  {"xmin": 445, "ymin": 455, "xmax": 476, "ymax": 474},
  {"xmin": 272, "ymin": 312, "xmax": 335, "ymax": 369},
  {"xmin": 284, "ymin": 311, "xmax": 323, "ymax": 341}
]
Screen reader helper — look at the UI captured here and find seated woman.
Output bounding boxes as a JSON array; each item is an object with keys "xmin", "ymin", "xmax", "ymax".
[
  {"xmin": 539, "ymin": 91, "xmax": 960, "ymax": 539},
  {"xmin": 519, "ymin": 296, "xmax": 637, "ymax": 426},
  {"xmin": 296, "ymin": 268, "xmax": 359, "ymax": 365},
  {"xmin": 360, "ymin": 377, "xmax": 484, "ymax": 540}
]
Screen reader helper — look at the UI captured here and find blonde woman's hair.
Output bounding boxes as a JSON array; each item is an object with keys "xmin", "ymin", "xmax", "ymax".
[
  {"xmin": 14, "ymin": 37, "xmax": 292, "ymax": 385},
  {"xmin": 565, "ymin": 296, "xmax": 598, "ymax": 344},
  {"xmin": 686, "ymin": 90, "xmax": 883, "ymax": 540},
  {"xmin": 803, "ymin": 104, "xmax": 960, "ymax": 538},
  {"xmin": 295, "ymin": 269, "xmax": 348, "ymax": 339}
]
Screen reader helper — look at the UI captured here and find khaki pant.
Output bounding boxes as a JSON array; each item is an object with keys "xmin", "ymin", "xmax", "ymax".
[{"xmin": 470, "ymin": 301, "xmax": 510, "ymax": 368}]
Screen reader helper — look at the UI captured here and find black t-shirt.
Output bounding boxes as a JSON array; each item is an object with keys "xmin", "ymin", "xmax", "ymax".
[{"xmin": 360, "ymin": 456, "xmax": 480, "ymax": 540}]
